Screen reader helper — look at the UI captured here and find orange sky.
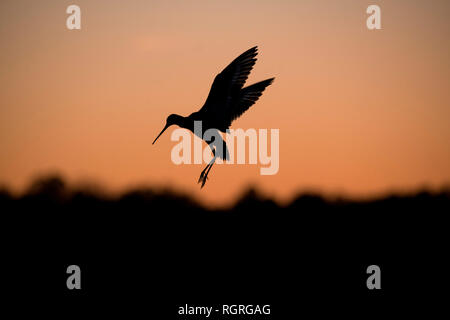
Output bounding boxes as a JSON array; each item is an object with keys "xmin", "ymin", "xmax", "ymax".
[{"xmin": 1, "ymin": 0, "xmax": 449, "ymax": 206}]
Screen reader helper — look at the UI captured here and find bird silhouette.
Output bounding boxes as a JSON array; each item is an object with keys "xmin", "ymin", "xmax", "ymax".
[{"xmin": 152, "ymin": 46, "xmax": 274, "ymax": 188}]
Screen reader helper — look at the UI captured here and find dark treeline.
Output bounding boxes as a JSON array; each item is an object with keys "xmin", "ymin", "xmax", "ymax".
[
  {"xmin": 2, "ymin": 175, "xmax": 448, "ymax": 314},
  {"xmin": 2, "ymin": 174, "xmax": 449, "ymax": 214}
]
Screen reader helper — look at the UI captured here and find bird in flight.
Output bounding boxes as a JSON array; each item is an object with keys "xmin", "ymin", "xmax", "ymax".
[{"xmin": 152, "ymin": 46, "xmax": 274, "ymax": 188}]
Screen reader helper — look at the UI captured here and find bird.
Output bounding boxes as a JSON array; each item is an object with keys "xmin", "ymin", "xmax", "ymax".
[{"xmin": 152, "ymin": 46, "xmax": 274, "ymax": 188}]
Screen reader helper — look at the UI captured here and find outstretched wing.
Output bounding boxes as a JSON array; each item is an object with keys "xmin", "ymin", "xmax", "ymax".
[
  {"xmin": 201, "ymin": 46, "xmax": 258, "ymax": 114},
  {"xmin": 228, "ymin": 78, "xmax": 275, "ymax": 124}
]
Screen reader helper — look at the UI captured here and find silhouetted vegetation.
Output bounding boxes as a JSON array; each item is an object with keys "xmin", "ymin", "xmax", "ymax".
[
  {"xmin": 3, "ymin": 174, "xmax": 449, "ymax": 214},
  {"xmin": 2, "ymin": 175, "xmax": 448, "ymax": 312}
]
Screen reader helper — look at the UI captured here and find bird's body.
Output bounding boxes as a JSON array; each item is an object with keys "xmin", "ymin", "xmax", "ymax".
[{"xmin": 153, "ymin": 46, "xmax": 274, "ymax": 187}]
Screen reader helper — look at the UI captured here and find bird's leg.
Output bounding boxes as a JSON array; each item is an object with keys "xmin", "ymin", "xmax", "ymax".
[
  {"xmin": 198, "ymin": 163, "xmax": 211, "ymax": 184},
  {"xmin": 198, "ymin": 148, "xmax": 216, "ymax": 188},
  {"xmin": 199, "ymin": 157, "xmax": 216, "ymax": 188},
  {"xmin": 202, "ymin": 160, "xmax": 215, "ymax": 186}
]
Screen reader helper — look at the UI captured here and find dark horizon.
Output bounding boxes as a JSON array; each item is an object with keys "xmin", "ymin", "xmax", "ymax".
[
  {"xmin": 3, "ymin": 172, "xmax": 448, "ymax": 312},
  {"xmin": 2, "ymin": 174, "xmax": 449, "ymax": 211}
]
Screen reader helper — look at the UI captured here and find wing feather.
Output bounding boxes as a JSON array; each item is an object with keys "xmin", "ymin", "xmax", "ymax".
[
  {"xmin": 228, "ymin": 78, "xmax": 275, "ymax": 124},
  {"xmin": 201, "ymin": 46, "xmax": 258, "ymax": 111}
]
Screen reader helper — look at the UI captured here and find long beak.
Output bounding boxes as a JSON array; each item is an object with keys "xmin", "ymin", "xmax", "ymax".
[{"xmin": 152, "ymin": 124, "xmax": 169, "ymax": 145}]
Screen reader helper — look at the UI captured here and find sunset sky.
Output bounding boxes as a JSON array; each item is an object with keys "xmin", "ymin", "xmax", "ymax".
[{"xmin": 1, "ymin": 0, "xmax": 449, "ymax": 206}]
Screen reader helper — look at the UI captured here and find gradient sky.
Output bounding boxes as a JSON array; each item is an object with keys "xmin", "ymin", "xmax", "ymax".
[{"xmin": 1, "ymin": 0, "xmax": 449, "ymax": 206}]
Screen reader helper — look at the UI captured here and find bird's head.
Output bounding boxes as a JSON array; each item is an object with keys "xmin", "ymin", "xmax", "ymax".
[{"xmin": 152, "ymin": 114, "xmax": 180, "ymax": 145}]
